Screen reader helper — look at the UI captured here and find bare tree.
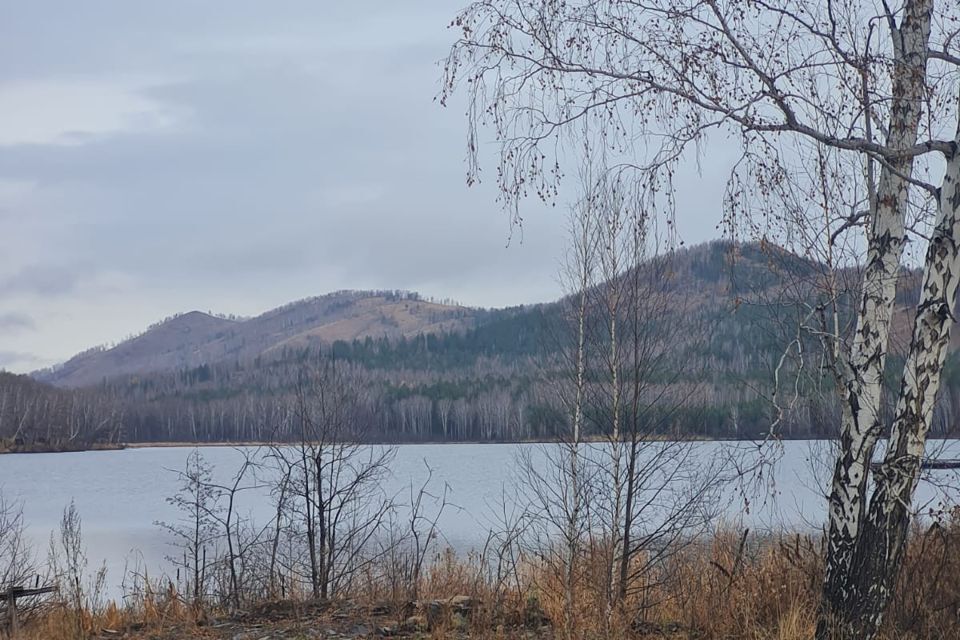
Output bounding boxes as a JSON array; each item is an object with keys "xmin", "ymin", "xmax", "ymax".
[
  {"xmin": 518, "ymin": 182, "xmax": 719, "ymax": 636},
  {"xmin": 444, "ymin": 2, "xmax": 960, "ymax": 636},
  {"xmin": 557, "ymin": 187, "xmax": 597, "ymax": 636},
  {"xmin": 201, "ymin": 449, "xmax": 266, "ymax": 610},
  {"xmin": 587, "ymin": 181, "xmax": 720, "ymax": 624},
  {"xmin": 401, "ymin": 462, "xmax": 451, "ymax": 602},
  {"xmin": 157, "ymin": 449, "xmax": 220, "ymax": 605},
  {"xmin": 269, "ymin": 360, "xmax": 395, "ymax": 600},
  {"xmin": 593, "ymin": 178, "xmax": 628, "ymax": 623},
  {"xmin": 0, "ymin": 492, "xmax": 35, "ymax": 593}
]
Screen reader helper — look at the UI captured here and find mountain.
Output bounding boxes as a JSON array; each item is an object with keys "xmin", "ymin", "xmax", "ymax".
[
  {"xmin": 15, "ymin": 240, "xmax": 958, "ymax": 446},
  {"xmin": 36, "ymin": 291, "xmax": 478, "ymax": 388}
]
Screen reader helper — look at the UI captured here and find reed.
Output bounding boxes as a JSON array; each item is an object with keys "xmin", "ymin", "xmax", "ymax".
[{"xmin": 8, "ymin": 515, "xmax": 960, "ymax": 639}]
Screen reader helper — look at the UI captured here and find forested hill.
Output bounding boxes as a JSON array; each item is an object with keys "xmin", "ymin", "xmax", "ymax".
[
  {"xmin": 35, "ymin": 290, "xmax": 478, "ymax": 388},
  {"xmin": 8, "ymin": 240, "xmax": 959, "ymax": 447}
]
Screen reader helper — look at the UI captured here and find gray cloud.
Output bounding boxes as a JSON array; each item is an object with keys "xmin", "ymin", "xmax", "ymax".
[
  {"xmin": 0, "ymin": 312, "xmax": 36, "ymax": 333},
  {"xmin": 0, "ymin": 1, "xmax": 728, "ymax": 371},
  {"xmin": 0, "ymin": 350, "xmax": 44, "ymax": 369},
  {"xmin": 0, "ymin": 265, "xmax": 85, "ymax": 296}
]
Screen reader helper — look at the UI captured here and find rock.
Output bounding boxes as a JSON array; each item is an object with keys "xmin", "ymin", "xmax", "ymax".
[
  {"xmin": 450, "ymin": 612, "xmax": 469, "ymax": 631},
  {"xmin": 407, "ymin": 595, "xmax": 479, "ymax": 630},
  {"xmin": 523, "ymin": 600, "xmax": 550, "ymax": 628},
  {"xmin": 416, "ymin": 599, "xmax": 443, "ymax": 614},
  {"xmin": 415, "ymin": 599, "xmax": 444, "ymax": 627},
  {"xmin": 447, "ymin": 595, "xmax": 476, "ymax": 613},
  {"xmin": 403, "ymin": 615, "xmax": 428, "ymax": 632}
]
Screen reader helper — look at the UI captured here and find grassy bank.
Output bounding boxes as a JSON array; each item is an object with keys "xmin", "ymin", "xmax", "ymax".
[{"xmin": 10, "ymin": 518, "xmax": 960, "ymax": 640}]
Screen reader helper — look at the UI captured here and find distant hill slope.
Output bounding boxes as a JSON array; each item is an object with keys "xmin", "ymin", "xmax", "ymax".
[
  {"xmin": 33, "ymin": 241, "xmax": 867, "ymax": 391},
  {"xmin": 37, "ymin": 291, "xmax": 478, "ymax": 388},
  {"xmin": 24, "ymin": 240, "xmax": 960, "ymax": 444}
]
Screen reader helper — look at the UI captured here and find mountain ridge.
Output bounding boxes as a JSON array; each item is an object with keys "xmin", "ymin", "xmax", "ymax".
[
  {"xmin": 13, "ymin": 240, "xmax": 960, "ymax": 445},
  {"xmin": 29, "ymin": 241, "xmax": 839, "ymax": 389},
  {"xmin": 36, "ymin": 289, "xmax": 480, "ymax": 388}
]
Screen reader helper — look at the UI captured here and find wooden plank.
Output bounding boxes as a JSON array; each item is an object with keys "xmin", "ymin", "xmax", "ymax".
[
  {"xmin": 6, "ymin": 589, "xmax": 16, "ymax": 634},
  {"xmin": 0, "ymin": 585, "xmax": 57, "ymax": 599},
  {"xmin": 870, "ymin": 459, "xmax": 960, "ymax": 472},
  {"xmin": 2, "ymin": 584, "xmax": 57, "ymax": 634},
  {"xmin": 918, "ymin": 459, "xmax": 960, "ymax": 470}
]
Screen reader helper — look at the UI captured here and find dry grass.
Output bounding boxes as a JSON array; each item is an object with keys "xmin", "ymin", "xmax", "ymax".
[{"xmin": 8, "ymin": 518, "xmax": 960, "ymax": 640}]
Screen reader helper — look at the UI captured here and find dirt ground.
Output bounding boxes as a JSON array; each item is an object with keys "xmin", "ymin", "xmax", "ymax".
[{"xmin": 93, "ymin": 599, "xmax": 554, "ymax": 640}]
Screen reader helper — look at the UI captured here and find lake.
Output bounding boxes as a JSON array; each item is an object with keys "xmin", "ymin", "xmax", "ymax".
[{"xmin": 1, "ymin": 440, "xmax": 958, "ymax": 597}]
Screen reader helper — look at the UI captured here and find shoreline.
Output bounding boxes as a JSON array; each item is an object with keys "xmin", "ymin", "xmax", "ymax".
[
  {"xmin": 4, "ymin": 435, "xmax": 959, "ymax": 454},
  {"xmin": 0, "ymin": 442, "xmax": 127, "ymax": 455},
  {"xmin": 51, "ymin": 436, "xmax": 789, "ymax": 451}
]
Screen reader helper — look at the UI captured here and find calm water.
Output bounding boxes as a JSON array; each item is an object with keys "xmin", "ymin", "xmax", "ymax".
[{"xmin": 1, "ymin": 440, "xmax": 958, "ymax": 596}]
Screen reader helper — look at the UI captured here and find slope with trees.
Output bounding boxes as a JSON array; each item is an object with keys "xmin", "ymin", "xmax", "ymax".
[{"xmin": 11, "ymin": 242, "xmax": 960, "ymax": 448}]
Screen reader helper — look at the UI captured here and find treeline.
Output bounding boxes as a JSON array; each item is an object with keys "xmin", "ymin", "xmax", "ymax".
[
  {"xmin": 0, "ymin": 372, "xmax": 123, "ymax": 451},
  {"xmin": 94, "ymin": 242, "xmax": 853, "ymax": 443},
  {"xmin": 109, "ymin": 356, "xmax": 560, "ymax": 443},
  {"xmin": 9, "ymin": 242, "xmax": 960, "ymax": 446}
]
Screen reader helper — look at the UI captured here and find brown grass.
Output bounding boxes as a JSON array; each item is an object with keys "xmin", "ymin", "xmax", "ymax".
[{"xmin": 9, "ymin": 517, "xmax": 960, "ymax": 640}]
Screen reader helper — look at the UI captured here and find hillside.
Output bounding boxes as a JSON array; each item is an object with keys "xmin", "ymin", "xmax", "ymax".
[
  {"xmin": 15, "ymin": 240, "xmax": 959, "ymax": 446},
  {"xmin": 36, "ymin": 291, "xmax": 478, "ymax": 388}
]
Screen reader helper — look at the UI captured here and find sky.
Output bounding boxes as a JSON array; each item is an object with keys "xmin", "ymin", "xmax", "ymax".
[{"xmin": 0, "ymin": 1, "xmax": 731, "ymax": 373}]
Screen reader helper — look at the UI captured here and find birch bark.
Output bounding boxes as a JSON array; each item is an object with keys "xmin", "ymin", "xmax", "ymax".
[
  {"xmin": 819, "ymin": 4, "xmax": 933, "ymax": 635},
  {"xmin": 826, "ymin": 128, "xmax": 960, "ymax": 639}
]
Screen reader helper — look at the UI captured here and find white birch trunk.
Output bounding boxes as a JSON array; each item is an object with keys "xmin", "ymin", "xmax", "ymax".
[
  {"xmin": 819, "ymin": 3, "xmax": 933, "ymax": 631},
  {"xmin": 834, "ymin": 130, "xmax": 960, "ymax": 640},
  {"xmin": 563, "ymin": 248, "xmax": 589, "ymax": 638},
  {"xmin": 601, "ymin": 211, "xmax": 625, "ymax": 622}
]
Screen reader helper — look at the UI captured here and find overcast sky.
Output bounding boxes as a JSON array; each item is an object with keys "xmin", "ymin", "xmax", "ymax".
[{"xmin": 0, "ymin": 1, "xmax": 731, "ymax": 373}]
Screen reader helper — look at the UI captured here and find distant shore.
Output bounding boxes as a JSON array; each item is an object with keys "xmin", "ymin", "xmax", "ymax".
[
  {"xmin": 127, "ymin": 435, "xmax": 718, "ymax": 448},
  {"xmin": 6, "ymin": 435, "xmax": 958, "ymax": 454},
  {"xmin": 5, "ymin": 436, "xmax": 696, "ymax": 454},
  {"xmin": 0, "ymin": 441, "xmax": 127, "ymax": 454}
]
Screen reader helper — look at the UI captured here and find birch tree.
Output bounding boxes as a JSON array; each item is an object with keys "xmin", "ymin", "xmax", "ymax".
[
  {"xmin": 443, "ymin": 1, "xmax": 960, "ymax": 637},
  {"xmin": 587, "ymin": 177, "xmax": 719, "ymax": 620},
  {"xmin": 594, "ymin": 178, "xmax": 627, "ymax": 622},
  {"xmin": 539, "ymin": 195, "xmax": 598, "ymax": 638}
]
